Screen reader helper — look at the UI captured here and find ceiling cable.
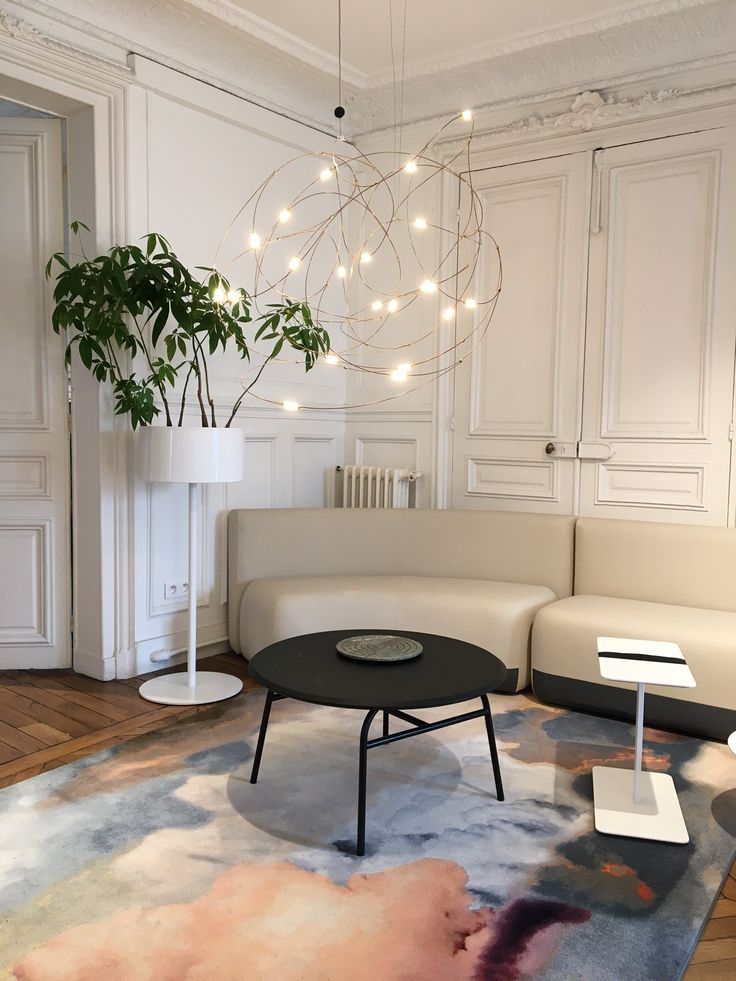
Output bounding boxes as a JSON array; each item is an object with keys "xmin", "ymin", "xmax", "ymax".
[{"xmin": 334, "ymin": 0, "xmax": 346, "ymax": 139}]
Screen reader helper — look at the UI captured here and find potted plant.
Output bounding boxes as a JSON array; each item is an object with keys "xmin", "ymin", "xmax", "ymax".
[
  {"xmin": 47, "ymin": 222, "xmax": 331, "ymax": 704},
  {"xmin": 46, "ymin": 222, "xmax": 330, "ymax": 430}
]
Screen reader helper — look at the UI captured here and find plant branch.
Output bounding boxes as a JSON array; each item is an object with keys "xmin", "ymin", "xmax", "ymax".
[
  {"xmin": 177, "ymin": 360, "xmax": 196, "ymax": 427},
  {"xmin": 192, "ymin": 350, "xmax": 209, "ymax": 426},
  {"xmin": 224, "ymin": 355, "xmax": 271, "ymax": 428},
  {"xmin": 131, "ymin": 314, "xmax": 172, "ymax": 425},
  {"xmin": 193, "ymin": 332, "xmax": 217, "ymax": 427}
]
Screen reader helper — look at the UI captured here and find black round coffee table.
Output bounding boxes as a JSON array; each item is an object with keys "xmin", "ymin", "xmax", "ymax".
[{"xmin": 248, "ymin": 629, "xmax": 507, "ymax": 855}]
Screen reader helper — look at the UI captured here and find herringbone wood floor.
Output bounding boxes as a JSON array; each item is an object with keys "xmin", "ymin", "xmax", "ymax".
[{"xmin": 0, "ymin": 655, "xmax": 733, "ymax": 977}]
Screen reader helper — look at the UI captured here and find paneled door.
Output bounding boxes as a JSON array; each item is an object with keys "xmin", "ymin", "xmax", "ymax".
[
  {"xmin": 451, "ymin": 152, "xmax": 591, "ymax": 512},
  {"xmin": 0, "ymin": 117, "xmax": 70, "ymax": 667},
  {"xmin": 579, "ymin": 129, "xmax": 736, "ymax": 524}
]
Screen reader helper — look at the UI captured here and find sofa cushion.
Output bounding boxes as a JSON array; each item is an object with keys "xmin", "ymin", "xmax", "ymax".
[
  {"xmin": 575, "ymin": 517, "xmax": 736, "ymax": 613},
  {"xmin": 531, "ymin": 594, "xmax": 736, "ymax": 734},
  {"xmin": 240, "ymin": 575, "xmax": 557, "ymax": 692}
]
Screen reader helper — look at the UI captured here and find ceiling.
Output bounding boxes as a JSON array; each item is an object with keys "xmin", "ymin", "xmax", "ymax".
[{"xmin": 230, "ymin": 0, "xmax": 680, "ymax": 83}]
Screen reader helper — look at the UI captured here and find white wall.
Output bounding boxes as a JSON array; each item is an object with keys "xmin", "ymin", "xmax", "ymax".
[{"xmin": 125, "ymin": 60, "xmax": 347, "ymax": 675}]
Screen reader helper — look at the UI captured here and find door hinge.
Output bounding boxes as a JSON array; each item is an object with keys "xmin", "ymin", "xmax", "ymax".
[
  {"xmin": 69, "ymin": 614, "xmax": 75, "ymax": 634},
  {"xmin": 729, "ymin": 423, "xmax": 734, "ymax": 442},
  {"xmin": 449, "ymin": 416, "xmax": 456, "ymax": 432}
]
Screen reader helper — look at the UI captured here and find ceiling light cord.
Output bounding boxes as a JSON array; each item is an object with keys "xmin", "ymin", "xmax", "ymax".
[
  {"xmin": 399, "ymin": 0, "xmax": 407, "ymax": 154},
  {"xmin": 334, "ymin": 0, "xmax": 345, "ymax": 139}
]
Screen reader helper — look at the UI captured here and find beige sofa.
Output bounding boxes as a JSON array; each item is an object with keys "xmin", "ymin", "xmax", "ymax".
[
  {"xmin": 228, "ymin": 509, "xmax": 575, "ymax": 692},
  {"xmin": 532, "ymin": 517, "xmax": 736, "ymax": 740}
]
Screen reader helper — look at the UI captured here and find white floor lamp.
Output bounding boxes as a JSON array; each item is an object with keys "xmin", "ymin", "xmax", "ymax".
[{"xmin": 137, "ymin": 426, "xmax": 246, "ymax": 705}]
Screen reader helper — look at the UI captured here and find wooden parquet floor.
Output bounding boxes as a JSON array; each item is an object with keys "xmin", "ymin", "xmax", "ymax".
[{"xmin": 0, "ymin": 654, "xmax": 733, "ymax": 977}]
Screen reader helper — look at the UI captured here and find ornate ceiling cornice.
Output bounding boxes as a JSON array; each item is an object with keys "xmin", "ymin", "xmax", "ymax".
[
  {"xmin": 173, "ymin": 0, "xmax": 368, "ymax": 89},
  {"xmin": 368, "ymin": 0, "xmax": 723, "ymax": 85},
  {"xmin": 2, "ymin": 0, "xmax": 736, "ymax": 138},
  {"xmin": 0, "ymin": 8, "xmax": 130, "ymax": 75}
]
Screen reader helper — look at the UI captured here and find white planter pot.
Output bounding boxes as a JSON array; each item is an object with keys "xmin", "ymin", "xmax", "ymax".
[{"xmin": 138, "ymin": 425, "xmax": 245, "ymax": 484}]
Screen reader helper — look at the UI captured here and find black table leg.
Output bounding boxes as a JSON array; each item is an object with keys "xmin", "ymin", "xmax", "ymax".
[
  {"xmin": 382, "ymin": 711, "xmax": 389, "ymax": 738},
  {"xmin": 250, "ymin": 689, "xmax": 276, "ymax": 784},
  {"xmin": 357, "ymin": 708, "xmax": 379, "ymax": 856},
  {"xmin": 480, "ymin": 693, "xmax": 504, "ymax": 801}
]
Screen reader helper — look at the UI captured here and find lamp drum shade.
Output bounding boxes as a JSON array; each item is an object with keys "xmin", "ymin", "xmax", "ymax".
[{"xmin": 138, "ymin": 426, "xmax": 245, "ymax": 484}]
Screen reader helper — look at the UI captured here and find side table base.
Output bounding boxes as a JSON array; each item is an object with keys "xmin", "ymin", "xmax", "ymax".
[{"xmin": 592, "ymin": 766, "xmax": 689, "ymax": 844}]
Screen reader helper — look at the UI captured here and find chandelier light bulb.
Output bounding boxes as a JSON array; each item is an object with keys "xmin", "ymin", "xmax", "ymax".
[
  {"xmin": 283, "ymin": 399, "xmax": 300, "ymax": 412},
  {"xmin": 442, "ymin": 306, "xmax": 455, "ymax": 320},
  {"xmin": 413, "ymin": 217, "xmax": 428, "ymax": 230},
  {"xmin": 336, "ymin": 265, "xmax": 347, "ymax": 278},
  {"xmin": 462, "ymin": 109, "xmax": 473, "ymax": 121},
  {"xmin": 249, "ymin": 231, "xmax": 262, "ymax": 249},
  {"xmin": 320, "ymin": 167, "xmax": 332, "ymax": 181},
  {"xmin": 324, "ymin": 353, "xmax": 339, "ymax": 365},
  {"xmin": 404, "ymin": 160, "xmax": 418, "ymax": 174},
  {"xmin": 390, "ymin": 362, "xmax": 412, "ymax": 382},
  {"xmin": 288, "ymin": 256, "xmax": 301, "ymax": 271},
  {"xmin": 360, "ymin": 251, "xmax": 372, "ymax": 263},
  {"xmin": 226, "ymin": 289, "xmax": 241, "ymax": 304},
  {"xmin": 464, "ymin": 297, "xmax": 477, "ymax": 309},
  {"xmin": 279, "ymin": 208, "xmax": 292, "ymax": 223},
  {"xmin": 420, "ymin": 279, "xmax": 437, "ymax": 294},
  {"xmin": 387, "ymin": 298, "xmax": 399, "ymax": 313},
  {"xmin": 212, "ymin": 285, "xmax": 226, "ymax": 304},
  {"xmin": 371, "ymin": 300, "xmax": 384, "ymax": 311}
]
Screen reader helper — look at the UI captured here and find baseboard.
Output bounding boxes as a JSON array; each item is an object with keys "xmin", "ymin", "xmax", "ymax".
[
  {"xmin": 124, "ymin": 638, "xmax": 233, "ymax": 679},
  {"xmin": 532, "ymin": 668, "xmax": 736, "ymax": 742},
  {"xmin": 72, "ymin": 649, "xmax": 117, "ymax": 681}
]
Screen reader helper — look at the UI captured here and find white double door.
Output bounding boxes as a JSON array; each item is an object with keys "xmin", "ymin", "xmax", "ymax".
[
  {"xmin": 451, "ymin": 127, "xmax": 736, "ymax": 525},
  {"xmin": 0, "ymin": 117, "xmax": 70, "ymax": 668}
]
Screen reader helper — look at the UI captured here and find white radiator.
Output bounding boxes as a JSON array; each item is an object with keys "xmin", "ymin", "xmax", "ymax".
[{"xmin": 332, "ymin": 465, "xmax": 421, "ymax": 509}]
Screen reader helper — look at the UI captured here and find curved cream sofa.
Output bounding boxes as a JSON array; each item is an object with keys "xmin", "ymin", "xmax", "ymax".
[
  {"xmin": 228, "ymin": 509, "xmax": 575, "ymax": 692},
  {"xmin": 532, "ymin": 517, "xmax": 736, "ymax": 740}
]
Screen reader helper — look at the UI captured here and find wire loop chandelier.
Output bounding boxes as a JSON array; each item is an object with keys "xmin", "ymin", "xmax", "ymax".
[{"xmin": 213, "ymin": 2, "xmax": 502, "ymax": 412}]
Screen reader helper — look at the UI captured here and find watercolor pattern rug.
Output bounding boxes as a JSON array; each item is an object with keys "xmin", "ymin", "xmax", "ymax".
[{"xmin": 2, "ymin": 687, "xmax": 736, "ymax": 980}]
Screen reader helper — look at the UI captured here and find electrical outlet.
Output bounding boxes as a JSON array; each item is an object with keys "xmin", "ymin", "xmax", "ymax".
[{"xmin": 163, "ymin": 579, "xmax": 189, "ymax": 601}]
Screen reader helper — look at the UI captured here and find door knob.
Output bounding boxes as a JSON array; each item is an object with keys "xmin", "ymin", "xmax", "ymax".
[{"xmin": 545, "ymin": 442, "xmax": 555, "ymax": 455}]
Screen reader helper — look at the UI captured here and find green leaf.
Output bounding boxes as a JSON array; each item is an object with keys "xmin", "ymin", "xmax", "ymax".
[
  {"xmin": 78, "ymin": 338, "xmax": 93, "ymax": 369},
  {"xmin": 270, "ymin": 336, "xmax": 285, "ymax": 359},
  {"xmin": 151, "ymin": 302, "xmax": 170, "ymax": 347}
]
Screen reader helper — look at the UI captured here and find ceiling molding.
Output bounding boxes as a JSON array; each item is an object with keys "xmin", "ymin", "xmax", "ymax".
[
  {"xmin": 348, "ymin": 1, "xmax": 736, "ymax": 135},
  {"xmin": 0, "ymin": 9, "xmax": 130, "ymax": 75},
  {"xmin": 178, "ymin": 0, "xmax": 368, "ymax": 88},
  {"xmin": 428, "ymin": 81, "xmax": 736, "ymax": 161},
  {"xmin": 179, "ymin": 1, "xmax": 724, "ymax": 90},
  {"xmin": 3, "ymin": 0, "xmax": 736, "ymax": 139},
  {"xmin": 368, "ymin": 0, "xmax": 722, "ymax": 85}
]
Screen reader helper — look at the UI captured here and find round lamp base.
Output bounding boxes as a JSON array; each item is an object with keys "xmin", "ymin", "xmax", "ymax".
[{"xmin": 139, "ymin": 671, "xmax": 243, "ymax": 706}]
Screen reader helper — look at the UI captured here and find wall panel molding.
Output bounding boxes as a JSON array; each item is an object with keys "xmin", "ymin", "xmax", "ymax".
[
  {"xmin": 0, "ymin": 454, "xmax": 48, "ymax": 498},
  {"xmin": 466, "ymin": 457, "xmax": 557, "ymax": 501},
  {"xmin": 601, "ymin": 150, "xmax": 718, "ymax": 441},
  {"xmin": 0, "ymin": 518, "xmax": 51, "ymax": 646},
  {"xmin": 596, "ymin": 461, "xmax": 706, "ymax": 511}
]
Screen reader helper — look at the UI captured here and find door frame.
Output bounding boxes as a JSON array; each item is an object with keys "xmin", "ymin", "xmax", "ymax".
[{"xmin": 0, "ymin": 25, "xmax": 134, "ymax": 678}]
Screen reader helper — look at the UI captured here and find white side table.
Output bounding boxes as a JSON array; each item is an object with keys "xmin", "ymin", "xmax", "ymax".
[{"xmin": 592, "ymin": 636, "xmax": 696, "ymax": 845}]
